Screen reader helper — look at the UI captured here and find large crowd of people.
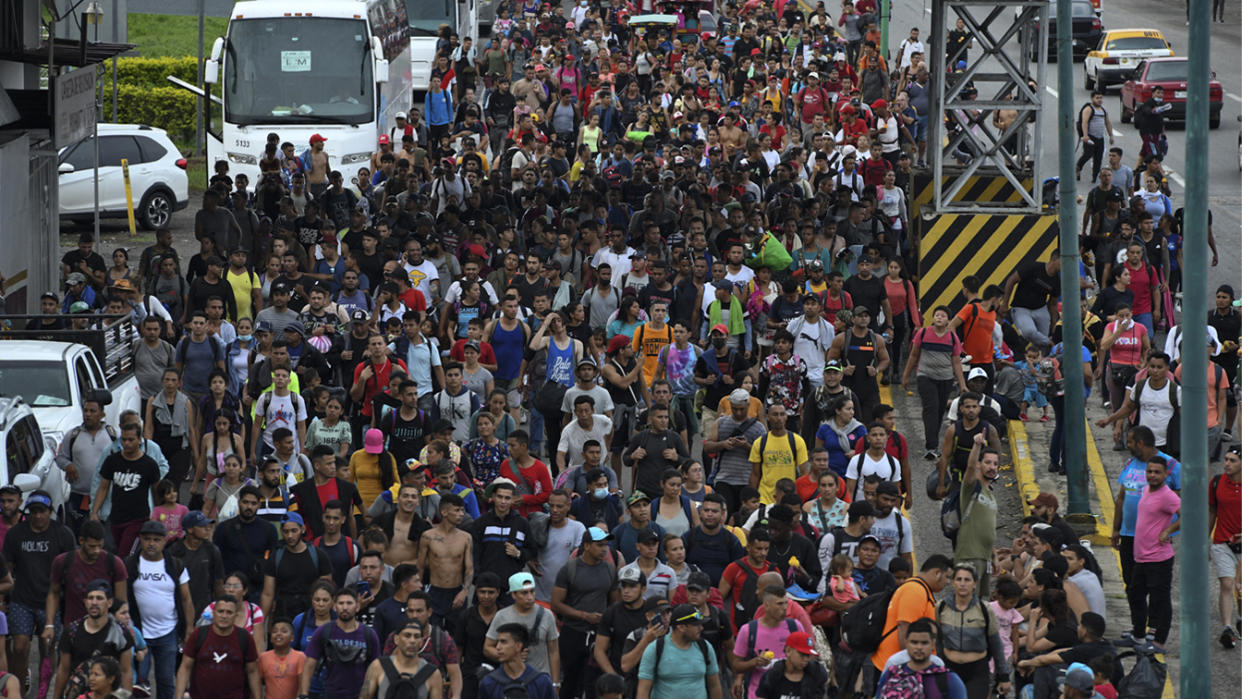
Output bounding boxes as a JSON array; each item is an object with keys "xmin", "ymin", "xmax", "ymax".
[{"xmin": 3, "ymin": 0, "xmax": 1240, "ymax": 698}]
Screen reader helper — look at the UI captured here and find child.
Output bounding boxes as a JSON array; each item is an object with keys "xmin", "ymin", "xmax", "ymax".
[
  {"xmin": 114, "ymin": 601, "xmax": 147, "ymax": 688},
  {"xmin": 204, "ymin": 454, "xmax": 253, "ymax": 521},
  {"xmin": 829, "ymin": 554, "xmax": 862, "ymax": 603},
  {"xmin": 259, "ymin": 619, "xmax": 306, "ymax": 699},
  {"xmin": 595, "ymin": 673, "xmax": 626, "ymax": 699},
  {"xmin": 731, "ymin": 486, "xmax": 762, "ymax": 529},
  {"xmin": 888, "ymin": 556, "xmax": 912, "ymax": 584},
  {"xmin": 988, "ymin": 576, "xmax": 1025, "ymax": 671},
  {"xmin": 304, "ymin": 396, "xmax": 352, "ymax": 461},
  {"xmin": 150, "ymin": 479, "xmax": 188, "ymax": 542},
  {"xmin": 1015, "ymin": 344, "xmax": 1051, "ymax": 422},
  {"xmin": 1088, "ymin": 655, "xmax": 1117, "ymax": 699}
]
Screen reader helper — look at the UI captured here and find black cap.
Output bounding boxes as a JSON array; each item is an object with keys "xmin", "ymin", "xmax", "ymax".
[
  {"xmin": 636, "ymin": 528, "xmax": 661, "ymax": 544},
  {"xmin": 686, "ymin": 571, "xmax": 712, "ymax": 592}
]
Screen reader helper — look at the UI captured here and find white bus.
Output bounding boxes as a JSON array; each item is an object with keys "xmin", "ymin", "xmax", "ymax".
[
  {"xmin": 196, "ymin": 0, "xmax": 414, "ymax": 185},
  {"xmin": 409, "ymin": 0, "xmax": 479, "ymax": 101}
]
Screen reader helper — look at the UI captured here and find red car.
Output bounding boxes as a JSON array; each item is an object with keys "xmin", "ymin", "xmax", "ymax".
[{"xmin": 1119, "ymin": 57, "xmax": 1223, "ymax": 128}]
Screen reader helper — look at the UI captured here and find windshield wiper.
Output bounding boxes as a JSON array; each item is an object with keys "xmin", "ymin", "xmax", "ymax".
[{"xmin": 409, "ymin": 27, "xmax": 439, "ymax": 37}]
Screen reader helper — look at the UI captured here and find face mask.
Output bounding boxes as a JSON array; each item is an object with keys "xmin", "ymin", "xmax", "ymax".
[
  {"xmin": 238, "ymin": 334, "xmax": 253, "ymax": 342},
  {"xmin": 593, "ymin": 487, "xmax": 609, "ymax": 499},
  {"xmin": 711, "ymin": 337, "xmax": 728, "ymax": 349},
  {"xmin": 1153, "ymin": 96, "xmax": 1162, "ymax": 103}
]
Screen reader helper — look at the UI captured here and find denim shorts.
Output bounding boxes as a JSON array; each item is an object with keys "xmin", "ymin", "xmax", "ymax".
[{"xmin": 8, "ymin": 601, "xmax": 54, "ymax": 637}]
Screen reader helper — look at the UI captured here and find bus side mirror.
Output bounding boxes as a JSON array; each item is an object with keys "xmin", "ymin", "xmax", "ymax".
[
  {"xmin": 204, "ymin": 37, "xmax": 224, "ymax": 84},
  {"xmin": 372, "ymin": 37, "xmax": 388, "ymax": 83}
]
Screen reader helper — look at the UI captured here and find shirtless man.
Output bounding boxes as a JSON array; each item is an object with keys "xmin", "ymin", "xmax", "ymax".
[
  {"xmin": 719, "ymin": 112, "xmax": 749, "ymax": 159},
  {"xmin": 419, "ymin": 492, "xmax": 474, "ymax": 626},
  {"xmin": 382, "ymin": 484, "xmax": 424, "ymax": 567},
  {"xmin": 306, "ymin": 134, "xmax": 331, "ymax": 198}
]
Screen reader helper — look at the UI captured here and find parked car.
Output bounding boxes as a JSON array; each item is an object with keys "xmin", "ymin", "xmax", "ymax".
[
  {"xmin": 1083, "ymin": 28, "xmax": 1172, "ymax": 90},
  {"xmin": 1026, "ymin": 0, "xmax": 1104, "ymax": 61},
  {"xmin": 1119, "ymin": 57, "xmax": 1223, "ymax": 129},
  {"xmin": 58, "ymin": 123, "xmax": 190, "ymax": 230},
  {"xmin": 0, "ymin": 397, "xmax": 71, "ymax": 516}
]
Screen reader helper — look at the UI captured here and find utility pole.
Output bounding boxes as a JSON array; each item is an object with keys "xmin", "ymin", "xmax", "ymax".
[
  {"xmin": 1055, "ymin": 0, "xmax": 1088, "ymax": 515},
  {"xmin": 196, "ymin": 0, "xmax": 205, "ymax": 157},
  {"xmin": 880, "ymin": 0, "xmax": 890, "ymax": 61},
  {"xmin": 1179, "ymin": 0, "xmax": 1211, "ymax": 694}
]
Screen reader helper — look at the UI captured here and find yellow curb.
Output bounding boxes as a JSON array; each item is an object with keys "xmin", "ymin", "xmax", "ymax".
[
  {"xmin": 1083, "ymin": 421, "xmax": 1117, "ymax": 547},
  {"xmin": 1005, "ymin": 419, "xmax": 1042, "ymax": 517}
]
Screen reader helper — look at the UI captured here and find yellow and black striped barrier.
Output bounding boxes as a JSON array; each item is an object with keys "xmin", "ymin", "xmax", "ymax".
[
  {"xmin": 910, "ymin": 173, "xmax": 1036, "ymax": 221},
  {"xmin": 916, "ymin": 213, "xmax": 1059, "ymax": 316}
]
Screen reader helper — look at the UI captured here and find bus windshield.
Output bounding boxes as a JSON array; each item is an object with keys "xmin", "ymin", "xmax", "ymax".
[
  {"xmin": 406, "ymin": 0, "xmax": 455, "ymax": 36},
  {"xmin": 225, "ymin": 17, "xmax": 374, "ymax": 126}
]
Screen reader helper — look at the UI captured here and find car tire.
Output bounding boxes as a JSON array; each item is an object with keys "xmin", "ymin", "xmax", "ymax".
[
  {"xmin": 1209, "ymin": 113, "xmax": 1220, "ymax": 129},
  {"xmin": 1119, "ymin": 97, "xmax": 1131, "ymax": 123},
  {"xmin": 1084, "ymin": 69, "xmax": 1095, "ymax": 90},
  {"xmin": 138, "ymin": 188, "xmax": 173, "ymax": 230}
]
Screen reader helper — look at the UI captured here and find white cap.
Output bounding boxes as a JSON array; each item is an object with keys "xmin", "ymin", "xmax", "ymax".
[
  {"xmin": 729, "ymin": 388, "xmax": 751, "ymax": 404},
  {"xmin": 808, "ymin": 71, "xmax": 820, "ymax": 80},
  {"xmin": 396, "ymin": 111, "xmax": 408, "ymax": 120},
  {"xmin": 967, "ymin": 367, "xmax": 988, "ymax": 381}
]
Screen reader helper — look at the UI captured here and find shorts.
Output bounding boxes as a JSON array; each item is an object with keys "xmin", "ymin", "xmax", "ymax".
[
  {"xmin": 9, "ymin": 601, "xmax": 55, "ymax": 637},
  {"xmin": 915, "ymin": 115, "xmax": 928, "ymax": 143},
  {"xmin": 497, "ymin": 377, "xmax": 524, "ymax": 409},
  {"xmin": 1212, "ymin": 542, "xmax": 1240, "ymax": 578},
  {"xmin": 611, "ymin": 404, "xmax": 637, "ymax": 453}
]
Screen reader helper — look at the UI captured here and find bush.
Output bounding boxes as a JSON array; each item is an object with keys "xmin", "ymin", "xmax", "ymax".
[
  {"xmin": 102, "ymin": 56, "xmax": 199, "ymax": 88},
  {"xmin": 102, "ymin": 85, "xmax": 198, "ymax": 144}
]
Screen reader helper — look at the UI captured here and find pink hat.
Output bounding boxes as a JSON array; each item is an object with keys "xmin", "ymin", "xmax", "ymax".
[{"xmin": 364, "ymin": 428, "xmax": 384, "ymax": 454}]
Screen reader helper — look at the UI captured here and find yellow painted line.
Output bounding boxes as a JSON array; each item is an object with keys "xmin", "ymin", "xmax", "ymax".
[
  {"xmin": 1084, "ymin": 420, "xmax": 1116, "ymax": 539},
  {"xmin": 880, "ymin": 381, "xmax": 917, "ymax": 570},
  {"xmin": 1005, "ymin": 419, "xmax": 1042, "ymax": 515}
]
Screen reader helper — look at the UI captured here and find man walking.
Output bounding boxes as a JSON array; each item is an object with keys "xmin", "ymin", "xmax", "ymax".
[
  {"xmin": 1125, "ymin": 456, "xmax": 1180, "ymax": 653},
  {"xmin": 635, "ymin": 604, "xmax": 724, "ymax": 699},
  {"xmin": 174, "ymin": 593, "xmax": 262, "ymax": 698},
  {"xmin": 954, "ymin": 433, "xmax": 1001, "ymax": 597},
  {"xmin": 300, "ymin": 588, "xmax": 381, "ymax": 699},
  {"xmin": 1209, "ymin": 446, "xmax": 1241, "ymax": 648},
  {"xmin": 126, "ymin": 520, "xmax": 195, "ymax": 699},
  {"xmin": 1076, "ymin": 91, "xmax": 1114, "ymax": 183},
  {"xmin": 550, "ymin": 527, "xmax": 619, "ymax": 699}
]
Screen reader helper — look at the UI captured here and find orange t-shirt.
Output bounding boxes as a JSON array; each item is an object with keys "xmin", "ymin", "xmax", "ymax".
[
  {"xmin": 871, "ymin": 578, "xmax": 937, "ymax": 669},
  {"xmin": 258, "ymin": 649, "xmax": 306, "ymax": 699},
  {"xmin": 1175, "ymin": 363, "xmax": 1228, "ymax": 427},
  {"xmin": 955, "ymin": 302, "xmax": 996, "ymax": 365}
]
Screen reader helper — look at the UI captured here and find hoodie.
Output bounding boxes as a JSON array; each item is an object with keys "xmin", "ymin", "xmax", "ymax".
[{"xmin": 477, "ymin": 663, "xmax": 556, "ymax": 699}]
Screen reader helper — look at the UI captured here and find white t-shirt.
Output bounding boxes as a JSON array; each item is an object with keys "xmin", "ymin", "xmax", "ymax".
[
  {"xmin": 403, "ymin": 260, "xmax": 441, "ymax": 301},
  {"xmin": 1130, "ymin": 380, "xmax": 1181, "ymax": 447},
  {"xmin": 535, "ymin": 520, "xmax": 586, "ymax": 602},
  {"xmin": 898, "ymin": 39, "xmax": 926, "ymax": 68},
  {"xmin": 134, "ymin": 556, "xmax": 190, "ymax": 638},
  {"xmin": 558, "ymin": 415, "xmax": 614, "ymax": 469},
  {"xmin": 443, "ymin": 278, "xmax": 500, "ymax": 306},
  {"xmin": 869, "ymin": 509, "xmax": 913, "ymax": 570},
  {"xmin": 845, "ymin": 451, "xmax": 901, "ymax": 501},
  {"xmin": 592, "ymin": 246, "xmax": 636, "ymax": 281},
  {"xmin": 723, "ymin": 265, "xmax": 756, "ymax": 288},
  {"xmin": 620, "ymin": 560, "xmax": 678, "ymax": 600},
  {"xmin": 260, "ymin": 392, "xmax": 308, "ymax": 450}
]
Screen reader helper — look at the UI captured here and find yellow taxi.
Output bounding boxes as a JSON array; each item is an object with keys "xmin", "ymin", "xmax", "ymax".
[{"xmin": 1084, "ymin": 29, "xmax": 1173, "ymax": 90}]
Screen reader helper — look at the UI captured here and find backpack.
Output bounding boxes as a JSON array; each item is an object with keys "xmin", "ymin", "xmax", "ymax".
[
  {"xmin": 379, "ymin": 657, "xmax": 439, "ymax": 699},
  {"xmin": 1131, "ymin": 376, "xmax": 1181, "ymax": 450},
  {"xmin": 312, "ymin": 535, "xmax": 358, "ymax": 568},
  {"xmin": 255, "ymin": 390, "xmax": 305, "ymax": 431},
  {"xmin": 1116, "ymin": 648, "xmax": 1167, "ymax": 699},
  {"xmin": 565, "ymin": 553, "xmax": 618, "ymax": 590},
  {"xmin": 839, "ymin": 578, "xmax": 933, "ymax": 654},
  {"xmin": 878, "ymin": 663, "xmax": 951, "ymax": 699},
  {"xmin": 729, "ymin": 559, "xmax": 766, "ymax": 624},
  {"xmin": 175, "ymin": 333, "xmax": 224, "ymax": 366},
  {"xmin": 191, "ymin": 624, "xmax": 251, "ymax": 663},
  {"xmin": 273, "ymin": 543, "xmax": 320, "ymax": 571},
  {"xmin": 648, "ymin": 634, "xmax": 713, "ymax": 690},
  {"xmin": 62, "ymin": 619, "xmax": 130, "ymax": 699},
  {"xmin": 846, "ymin": 452, "xmax": 899, "ymax": 490},
  {"xmin": 498, "ymin": 146, "xmax": 523, "ymax": 184},
  {"xmin": 1075, "ymin": 102, "xmax": 1094, "ymax": 138}
]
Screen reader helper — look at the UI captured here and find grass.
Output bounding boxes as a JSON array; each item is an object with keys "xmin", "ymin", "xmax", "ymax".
[
  {"xmin": 186, "ymin": 156, "xmax": 208, "ymax": 193},
  {"xmin": 127, "ymin": 13, "xmax": 228, "ymax": 58}
]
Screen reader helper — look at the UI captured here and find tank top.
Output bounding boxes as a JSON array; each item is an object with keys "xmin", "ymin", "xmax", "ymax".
[
  {"xmin": 655, "ymin": 504, "xmax": 691, "ymax": 538},
  {"xmin": 844, "ymin": 328, "xmax": 877, "ymax": 372},
  {"xmin": 1087, "ymin": 105, "xmax": 1107, "ymax": 138},
  {"xmin": 552, "ymin": 102, "xmax": 576, "ymax": 134},
  {"xmin": 491, "ymin": 321, "xmax": 526, "ymax": 380},
  {"xmin": 951, "ymin": 418, "xmax": 987, "ymax": 475},
  {"xmin": 605, "ymin": 357, "xmax": 640, "ymax": 406},
  {"xmin": 546, "ymin": 337, "xmax": 575, "ymax": 387}
]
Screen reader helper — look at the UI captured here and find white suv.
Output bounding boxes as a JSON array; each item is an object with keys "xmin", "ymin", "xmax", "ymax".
[{"xmin": 58, "ymin": 124, "xmax": 190, "ymax": 230}]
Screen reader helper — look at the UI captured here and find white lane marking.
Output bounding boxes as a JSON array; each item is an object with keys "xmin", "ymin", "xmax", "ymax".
[
  {"xmin": 1112, "ymin": 129, "xmax": 1124, "ymax": 139},
  {"xmin": 1046, "ymin": 86, "xmax": 1059, "ymax": 98},
  {"xmin": 1226, "ymin": 92, "xmax": 1242, "ymax": 104},
  {"xmin": 1165, "ymin": 169, "xmax": 1185, "ymax": 188}
]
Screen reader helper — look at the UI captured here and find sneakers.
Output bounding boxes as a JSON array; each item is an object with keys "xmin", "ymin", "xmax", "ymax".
[
  {"xmin": 1019, "ymin": 412, "xmax": 1029, "ymax": 421},
  {"xmin": 1040, "ymin": 414, "xmax": 1051, "ymax": 422},
  {"xmin": 923, "ymin": 449, "xmax": 938, "ymax": 461},
  {"xmin": 1221, "ymin": 626, "xmax": 1238, "ymax": 649},
  {"xmin": 1116, "ymin": 631, "xmax": 1137, "ymax": 648}
]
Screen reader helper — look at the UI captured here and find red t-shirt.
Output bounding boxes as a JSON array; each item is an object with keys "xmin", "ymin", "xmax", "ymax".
[
  {"xmin": 795, "ymin": 472, "xmax": 851, "ymax": 504},
  {"xmin": 316, "ymin": 479, "xmax": 340, "ymax": 509},
  {"xmin": 399, "ymin": 288, "xmax": 428, "ymax": 312},
  {"xmin": 1209, "ymin": 472, "xmax": 1241, "ymax": 545},
  {"xmin": 721, "ymin": 558, "xmax": 772, "ymax": 629},
  {"xmin": 499, "ymin": 459, "xmax": 553, "ymax": 516},
  {"xmin": 853, "ymin": 430, "xmax": 909, "ymax": 463},
  {"xmin": 1126, "ymin": 261, "xmax": 1156, "ymax": 315},
  {"xmin": 49, "ymin": 551, "xmax": 128, "ymax": 626},
  {"xmin": 183, "ymin": 627, "xmax": 259, "ymax": 699},
  {"xmin": 352, "ymin": 358, "xmax": 408, "ymax": 417},
  {"xmin": 450, "ymin": 339, "xmax": 498, "ymax": 366}
]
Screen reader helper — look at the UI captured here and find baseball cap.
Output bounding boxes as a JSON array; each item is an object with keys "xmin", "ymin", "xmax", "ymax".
[
  {"xmin": 824, "ymin": 359, "xmax": 845, "ymax": 373},
  {"xmin": 785, "ymin": 631, "xmax": 818, "ymax": 656},
  {"xmin": 396, "ymin": 111, "xmax": 408, "ymax": 119},
  {"xmin": 281, "ymin": 512, "xmax": 305, "ymax": 527},
  {"xmin": 24, "ymin": 491, "xmax": 52, "ymax": 511},
  {"xmin": 378, "ymin": 134, "xmax": 391, "ymax": 145},
  {"xmin": 857, "ymin": 533, "xmax": 882, "ymax": 548},
  {"xmin": 729, "ymin": 388, "xmax": 751, "ymax": 405},
  {"xmin": 309, "ymin": 134, "xmax": 327, "ymax": 143},
  {"xmin": 967, "ymin": 367, "xmax": 989, "ymax": 381},
  {"xmin": 283, "ymin": 321, "xmax": 306, "ymax": 336},
  {"xmin": 586, "ymin": 526, "xmax": 614, "ymax": 542},
  {"xmin": 636, "ymin": 528, "xmax": 661, "ymax": 544},
  {"xmin": 66, "ymin": 272, "xmax": 87, "ymax": 285},
  {"xmin": 710, "ymin": 322, "xmax": 730, "ymax": 335},
  {"xmin": 644, "ymin": 597, "xmax": 670, "ymax": 613},
  {"xmin": 350, "ymin": 309, "xmax": 369, "ymax": 323},
  {"xmin": 69, "ymin": 301, "xmax": 91, "ymax": 314},
  {"xmin": 871, "ymin": 99, "xmax": 888, "ymax": 110},
  {"xmin": 139, "ymin": 519, "xmax": 167, "ymax": 537},
  {"xmin": 686, "ymin": 571, "xmax": 713, "ymax": 592},
  {"xmin": 669, "ymin": 604, "xmax": 703, "ymax": 626},
  {"xmin": 464, "ymin": 339, "xmax": 481, "ymax": 352},
  {"xmin": 1064, "ymin": 665, "xmax": 1095, "ymax": 694},
  {"xmin": 39, "ymin": 291, "xmax": 58, "ymax": 302},
  {"xmin": 254, "ymin": 320, "xmax": 274, "ymax": 333},
  {"xmin": 509, "ymin": 572, "xmax": 536, "ymax": 593},
  {"xmin": 183, "ymin": 511, "xmax": 211, "ymax": 529},
  {"xmin": 808, "ymin": 71, "xmax": 820, "ymax": 80},
  {"xmin": 626, "ymin": 490, "xmax": 652, "ymax": 505},
  {"xmin": 618, "ymin": 567, "xmax": 647, "ymax": 585},
  {"xmin": 364, "ymin": 428, "xmax": 385, "ymax": 455}
]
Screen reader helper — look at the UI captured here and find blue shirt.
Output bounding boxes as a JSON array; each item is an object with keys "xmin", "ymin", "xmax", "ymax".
[
  {"xmin": 1117, "ymin": 451, "xmax": 1181, "ymax": 537},
  {"xmin": 394, "ymin": 334, "xmax": 442, "ymax": 398},
  {"xmin": 637, "ymin": 635, "xmax": 720, "ymax": 699}
]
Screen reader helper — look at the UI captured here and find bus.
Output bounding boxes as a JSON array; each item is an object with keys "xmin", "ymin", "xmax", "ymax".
[
  {"xmin": 409, "ymin": 0, "xmax": 478, "ymax": 101},
  {"xmin": 196, "ymin": 0, "xmax": 414, "ymax": 185}
]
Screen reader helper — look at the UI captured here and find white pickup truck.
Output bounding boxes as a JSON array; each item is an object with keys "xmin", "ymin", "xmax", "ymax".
[
  {"xmin": 0, "ymin": 397, "xmax": 72, "ymax": 513},
  {"xmin": 0, "ymin": 315, "xmax": 143, "ymax": 449}
]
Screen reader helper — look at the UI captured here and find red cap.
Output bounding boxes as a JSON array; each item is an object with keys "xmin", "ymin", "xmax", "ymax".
[
  {"xmin": 464, "ymin": 243, "xmax": 487, "ymax": 260},
  {"xmin": 309, "ymin": 134, "xmax": 327, "ymax": 143},
  {"xmin": 606, "ymin": 334, "xmax": 631, "ymax": 354},
  {"xmin": 750, "ymin": 47, "xmax": 762, "ymax": 55},
  {"xmin": 786, "ymin": 631, "xmax": 818, "ymax": 656},
  {"xmin": 710, "ymin": 323, "xmax": 729, "ymax": 336},
  {"xmin": 871, "ymin": 99, "xmax": 888, "ymax": 110},
  {"xmin": 378, "ymin": 134, "xmax": 391, "ymax": 145},
  {"xmin": 840, "ymin": 105, "xmax": 856, "ymax": 116}
]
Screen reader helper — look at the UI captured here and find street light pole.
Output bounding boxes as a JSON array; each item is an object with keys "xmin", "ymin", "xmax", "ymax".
[
  {"xmin": 1179, "ymin": 0, "xmax": 1211, "ymax": 694},
  {"xmin": 1055, "ymin": 0, "xmax": 1088, "ymax": 514}
]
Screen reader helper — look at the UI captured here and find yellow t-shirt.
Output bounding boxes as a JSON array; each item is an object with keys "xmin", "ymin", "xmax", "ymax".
[
  {"xmin": 748, "ymin": 430, "xmax": 809, "ymax": 504},
  {"xmin": 348, "ymin": 449, "xmax": 395, "ymax": 509},
  {"xmin": 634, "ymin": 322, "xmax": 673, "ymax": 387},
  {"xmin": 226, "ymin": 267, "xmax": 259, "ymax": 322}
]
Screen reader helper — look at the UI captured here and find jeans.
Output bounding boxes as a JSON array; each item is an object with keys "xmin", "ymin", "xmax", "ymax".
[
  {"xmin": 1011, "ymin": 305, "xmax": 1052, "ymax": 350},
  {"xmin": 916, "ymin": 376, "xmax": 957, "ymax": 450},
  {"xmin": 559, "ymin": 625, "xmax": 598, "ymax": 699},
  {"xmin": 1119, "ymin": 535, "xmax": 1135, "ymax": 587},
  {"xmin": 1076, "ymin": 138, "xmax": 1105, "ymax": 182},
  {"xmin": 1128, "ymin": 556, "xmax": 1175, "ymax": 643},
  {"xmin": 146, "ymin": 631, "xmax": 180, "ymax": 699},
  {"xmin": 1133, "ymin": 312, "xmax": 1155, "ymax": 338},
  {"xmin": 530, "ymin": 408, "xmax": 546, "ymax": 459}
]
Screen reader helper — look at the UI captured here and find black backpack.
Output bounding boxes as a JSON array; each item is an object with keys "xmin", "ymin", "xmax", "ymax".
[
  {"xmin": 839, "ymin": 578, "xmax": 933, "ymax": 654},
  {"xmin": 648, "ymin": 634, "xmax": 713, "ymax": 689},
  {"xmin": 380, "ymin": 657, "xmax": 438, "ymax": 699}
]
